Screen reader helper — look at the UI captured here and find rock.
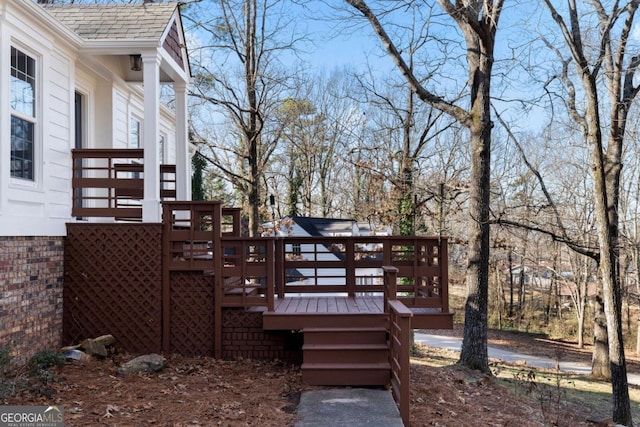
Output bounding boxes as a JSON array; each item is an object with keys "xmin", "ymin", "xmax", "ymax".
[
  {"xmin": 63, "ymin": 349, "xmax": 92, "ymax": 362},
  {"xmin": 80, "ymin": 334, "xmax": 115, "ymax": 358},
  {"xmin": 117, "ymin": 354, "xmax": 167, "ymax": 375}
]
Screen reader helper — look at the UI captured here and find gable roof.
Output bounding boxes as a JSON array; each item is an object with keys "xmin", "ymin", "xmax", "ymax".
[
  {"xmin": 291, "ymin": 217, "xmax": 356, "ymax": 236},
  {"xmin": 42, "ymin": 3, "xmax": 178, "ymax": 41}
]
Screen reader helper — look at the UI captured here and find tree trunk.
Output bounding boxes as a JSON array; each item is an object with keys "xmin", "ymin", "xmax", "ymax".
[
  {"xmin": 459, "ymin": 48, "xmax": 493, "ymax": 373},
  {"xmin": 636, "ymin": 315, "xmax": 640, "ymax": 356},
  {"xmin": 576, "ymin": 299, "xmax": 584, "ymax": 349},
  {"xmin": 592, "ymin": 295, "xmax": 611, "ymax": 379},
  {"xmin": 576, "ymin": 282, "xmax": 586, "ymax": 348},
  {"xmin": 458, "ymin": 120, "xmax": 491, "ymax": 373},
  {"xmin": 508, "ymin": 249, "xmax": 514, "ymax": 318}
]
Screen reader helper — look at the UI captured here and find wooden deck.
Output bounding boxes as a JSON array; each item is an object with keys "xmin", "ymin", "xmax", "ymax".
[
  {"xmin": 273, "ymin": 295, "xmax": 385, "ymax": 314},
  {"xmin": 261, "ymin": 295, "xmax": 453, "ymax": 330},
  {"xmin": 261, "ymin": 296, "xmax": 386, "ymax": 330}
]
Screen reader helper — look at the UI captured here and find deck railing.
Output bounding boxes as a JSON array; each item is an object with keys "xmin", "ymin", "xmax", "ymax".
[
  {"xmin": 274, "ymin": 236, "xmax": 448, "ymax": 311},
  {"xmin": 384, "ymin": 266, "xmax": 412, "ymax": 426},
  {"xmin": 161, "ymin": 201, "xmax": 448, "ymax": 314},
  {"xmin": 72, "ymin": 148, "xmax": 176, "ymax": 219}
]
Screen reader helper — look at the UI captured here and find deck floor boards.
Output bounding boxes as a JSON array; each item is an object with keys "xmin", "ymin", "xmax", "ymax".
[
  {"xmin": 263, "ymin": 295, "xmax": 453, "ymax": 330},
  {"xmin": 272, "ymin": 296, "xmax": 384, "ymax": 314},
  {"xmin": 359, "ymin": 296, "xmax": 381, "ymax": 313}
]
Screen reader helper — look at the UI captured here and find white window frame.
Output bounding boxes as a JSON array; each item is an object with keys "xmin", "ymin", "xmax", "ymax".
[
  {"xmin": 9, "ymin": 45, "xmax": 39, "ymax": 185},
  {"xmin": 130, "ymin": 117, "xmax": 141, "ymax": 149},
  {"xmin": 159, "ymin": 133, "xmax": 166, "ymax": 164}
]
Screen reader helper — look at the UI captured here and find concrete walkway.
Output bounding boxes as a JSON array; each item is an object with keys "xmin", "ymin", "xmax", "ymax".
[{"xmin": 295, "ymin": 388, "xmax": 403, "ymax": 427}]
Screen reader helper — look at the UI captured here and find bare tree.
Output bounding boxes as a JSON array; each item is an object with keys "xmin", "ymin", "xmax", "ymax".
[
  {"xmin": 353, "ymin": 69, "xmax": 454, "ymax": 234},
  {"xmin": 345, "ymin": 0, "xmax": 504, "ymax": 372},
  {"xmin": 538, "ymin": 1, "xmax": 640, "ymax": 423},
  {"xmin": 265, "ymin": 69, "xmax": 366, "ymax": 219},
  {"xmin": 185, "ymin": 0, "xmax": 303, "ymax": 236}
]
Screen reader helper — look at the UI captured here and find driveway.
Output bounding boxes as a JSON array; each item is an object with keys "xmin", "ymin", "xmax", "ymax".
[
  {"xmin": 414, "ymin": 332, "xmax": 591, "ymax": 375},
  {"xmin": 414, "ymin": 332, "xmax": 640, "ymax": 387}
]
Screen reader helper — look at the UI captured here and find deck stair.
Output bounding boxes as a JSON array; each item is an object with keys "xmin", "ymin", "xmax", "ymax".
[{"xmin": 301, "ymin": 326, "xmax": 390, "ymax": 386}]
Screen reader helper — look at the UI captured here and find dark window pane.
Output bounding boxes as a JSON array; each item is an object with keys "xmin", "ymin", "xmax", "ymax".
[
  {"xmin": 130, "ymin": 119, "xmax": 140, "ymax": 148},
  {"xmin": 10, "ymin": 47, "xmax": 35, "ymax": 118},
  {"xmin": 11, "ymin": 116, "xmax": 34, "ymax": 180}
]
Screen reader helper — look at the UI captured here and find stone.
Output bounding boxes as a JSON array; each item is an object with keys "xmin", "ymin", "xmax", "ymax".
[
  {"xmin": 80, "ymin": 335, "xmax": 116, "ymax": 357},
  {"xmin": 117, "ymin": 354, "xmax": 167, "ymax": 375},
  {"xmin": 80, "ymin": 334, "xmax": 115, "ymax": 358},
  {"xmin": 63, "ymin": 349, "xmax": 92, "ymax": 362}
]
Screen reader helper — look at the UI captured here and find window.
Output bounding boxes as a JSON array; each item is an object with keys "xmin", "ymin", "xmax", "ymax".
[
  {"xmin": 292, "ymin": 243, "xmax": 302, "ymax": 257},
  {"xmin": 129, "ymin": 119, "xmax": 142, "ymax": 181},
  {"xmin": 10, "ymin": 47, "xmax": 36, "ymax": 181},
  {"xmin": 130, "ymin": 118, "xmax": 141, "ymax": 148},
  {"xmin": 159, "ymin": 135, "xmax": 165, "ymax": 164}
]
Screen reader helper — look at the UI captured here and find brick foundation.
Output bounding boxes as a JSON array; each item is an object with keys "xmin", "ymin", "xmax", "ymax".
[
  {"xmin": 222, "ymin": 308, "xmax": 302, "ymax": 363},
  {"xmin": 0, "ymin": 236, "xmax": 64, "ymax": 363}
]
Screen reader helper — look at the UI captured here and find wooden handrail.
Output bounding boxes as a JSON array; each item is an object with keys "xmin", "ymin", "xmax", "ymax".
[
  {"xmin": 72, "ymin": 148, "xmax": 176, "ymax": 219},
  {"xmin": 388, "ymin": 298, "xmax": 413, "ymax": 427},
  {"xmin": 383, "ymin": 265, "xmax": 398, "ymax": 314}
]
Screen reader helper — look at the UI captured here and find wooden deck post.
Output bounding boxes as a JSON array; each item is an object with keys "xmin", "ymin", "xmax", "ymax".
[
  {"xmin": 346, "ymin": 239, "xmax": 356, "ymax": 297},
  {"xmin": 383, "ymin": 265, "xmax": 398, "ymax": 314},
  {"xmin": 440, "ymin": 237, "xmax": 449, "ymax": 313},
  {"xmin": 274, "ymin": 238, "xmax": 284, "ymax": 298},
  {"xmin": 266, "ymin": 239, "xmax": 275, "ymax": 311},
  {"xmin": 161, "ymin": 204, "xmax": 171, "ymax": 353},
  {"xmin": 212, "ymin": 204, "xmax": 223, "ymax": 359}
]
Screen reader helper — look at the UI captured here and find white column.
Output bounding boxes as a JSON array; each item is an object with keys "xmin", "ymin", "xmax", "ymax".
[
  {"xmin": 174, "ymin": 82, "xmax": 190, "ymax": 201},
  {"xmin": 141, "ymin": 52, "xmax": 161, "ymax": 222}
]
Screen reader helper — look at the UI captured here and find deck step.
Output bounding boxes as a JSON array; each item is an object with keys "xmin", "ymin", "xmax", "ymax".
[
  {"xmin": 302, "ymin": 343, "xmax": 389, "ymax": 364},
  {"xmin": 301, "ymin": 326, "xmax": 390, "ymax": 386},
  {"xmin": 262, "ymin": 312, "xmax": 388, "ymax": 330},
  {"xmin": 301, "ymin": 362, "xmax": 390, "ymax": 386},
  {"xmin": 303, "ymin": 327, "xmax": 388, "ymax": 345}
]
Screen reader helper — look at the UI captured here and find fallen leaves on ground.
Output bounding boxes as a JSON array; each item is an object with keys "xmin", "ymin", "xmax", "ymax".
[{"xmin": 4, "ymin": 328, "xmax": 633, "ymax": 426}]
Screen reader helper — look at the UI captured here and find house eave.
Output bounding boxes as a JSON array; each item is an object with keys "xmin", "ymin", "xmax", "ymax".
[
  {"xmin": 11, "ymin": 0, "xmax": 83, "ymax": 50},
  {"xmin": 81, "ymin": 39, "xmax": 161, "ymax": 55}
]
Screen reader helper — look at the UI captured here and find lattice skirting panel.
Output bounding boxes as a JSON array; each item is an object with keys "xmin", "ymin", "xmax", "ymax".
[
  {"xmin": 63, "ymin": 224, "xmax": 163, "ymax": 353},
  {"xmin": 64, "ymin": 223, "xmax": 299, "ymax": 359},
  {"xmin": 169, "ymin": 272, "xmax": 215, "ymax": 355}
]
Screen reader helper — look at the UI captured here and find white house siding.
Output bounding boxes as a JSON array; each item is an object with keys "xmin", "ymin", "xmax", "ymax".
[
  {"xmin": 93, "ymin": 82, "xmax": 113, "ymax": 148},
  {"xmin": 0, "ymin": 3, "xmax": 76, "ymax": 237},
  {"xmin": 113, "ymin": 88, "xmax": 130, "ymax": 148},
  {"xmin": 278, "ymin": 221, "xmax": 384, "ymax": 288},
  {"xmin": 160, "ymin": 108, "xmax": 177, "ymax": 164},
  {"xmin": 46, "ymin": 51, "xmax": 74, "ymax": 222}
]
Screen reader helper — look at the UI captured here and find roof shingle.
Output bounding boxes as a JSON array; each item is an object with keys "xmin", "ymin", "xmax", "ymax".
[{"xmin": 42, "ymin": 2, "xmax": 177, "ymax": 41}]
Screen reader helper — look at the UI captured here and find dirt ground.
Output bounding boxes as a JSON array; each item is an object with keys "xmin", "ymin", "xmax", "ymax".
[{"xmin": 4, "ymin": 327, "xmax": 635, "ymax": 426}]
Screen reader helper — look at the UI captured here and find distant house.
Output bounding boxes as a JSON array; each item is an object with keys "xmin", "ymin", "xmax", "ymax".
[
  {"xmin": 263, "ymin": 216, "xmax": 390, "ymax": 237},
  {"xmin": 0, "ymin": 0, "xmax": 191, "ymax": 359},
  {"xmin": 509, "ymin": 265, "xmax": 554, "ymax": 289},
  {"xmin": 261, "ymin": 216, "xmax": 389, "ymax": 287}
]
